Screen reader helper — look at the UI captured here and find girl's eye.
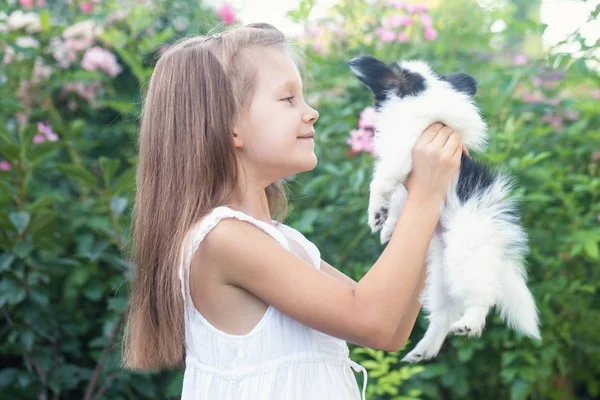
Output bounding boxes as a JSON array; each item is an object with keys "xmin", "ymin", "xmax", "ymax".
[{"xmin": 282, "ymin": 96, "xmax": 294, "ymax": 104}]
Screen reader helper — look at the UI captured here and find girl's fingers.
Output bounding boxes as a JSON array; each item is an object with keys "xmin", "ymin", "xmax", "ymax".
[
  {"xmin": 430, "ymin": 126, "xmax": 454, "ymax": 148},
  {"xmin": 419, "ymin": 122, "xmax": 444, "ymax": 145}
]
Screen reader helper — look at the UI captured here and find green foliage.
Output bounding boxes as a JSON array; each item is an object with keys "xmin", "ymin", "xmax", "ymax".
[
  {"xmin": 0, "ymin": 0, "xmax": 219, "ymax": 398},
  {"xmin": 285, "ymin": 0, "xmax": 600, "ymax": 399},
  {"xmin": 1, "ymin": 0, "xmax": 599, "ymax": 399}
]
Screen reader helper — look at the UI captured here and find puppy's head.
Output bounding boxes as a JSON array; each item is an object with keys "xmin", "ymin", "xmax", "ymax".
[
  {"xmin": 348, "ymin": 55, "xmax": 477, "ymax": 107},
  {"xmin": 347, "ymin": 55, "xmax": 487, "ymax": 152}
]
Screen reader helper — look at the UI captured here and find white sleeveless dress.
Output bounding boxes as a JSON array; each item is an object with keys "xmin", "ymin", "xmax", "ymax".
[{"xmin": 178, "ymin": 206, "xmax": 368, "ymax": 400}]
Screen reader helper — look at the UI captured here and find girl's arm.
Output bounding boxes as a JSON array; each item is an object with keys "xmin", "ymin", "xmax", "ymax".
[
  {"xmin": 384, "ymin": 264, "xmax": 427, "ymax": 352},
  {"xmin": 321, "ymin": 259, "xmax": 426, "ymax": 352},
  {"xmin": 197, "ymin": 190, "xmax": 441, "ymax": 351}
]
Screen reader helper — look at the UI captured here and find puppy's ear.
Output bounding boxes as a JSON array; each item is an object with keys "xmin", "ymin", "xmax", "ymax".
[
  {"xmin": 442, "ymin": 73, "xmax": 478, "ymax": 97},
  {"xmin": 348, "ymin": 55, "xmax": 394, "ymax": 98},
  {"xmin": 349, "ymin": 55, "xmax": 426, "ymax": 105}
]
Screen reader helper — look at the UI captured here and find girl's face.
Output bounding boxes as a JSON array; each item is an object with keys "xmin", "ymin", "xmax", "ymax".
[{"xmin": 233, "ymin": 47, "xmax": 319, "ymax": 184}]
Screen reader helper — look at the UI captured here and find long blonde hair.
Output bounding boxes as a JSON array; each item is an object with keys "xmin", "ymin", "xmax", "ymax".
[{"xmin": 123, "ymin": 23, "xmax": 303, "ymax": 370}]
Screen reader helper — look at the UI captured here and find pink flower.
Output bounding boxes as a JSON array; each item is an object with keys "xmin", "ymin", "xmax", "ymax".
[
  {"xmin": 597, "ymin": 213, "xmax": 600, "ymax": 222},
  {"xmin": 375, "ymin": 26, "xmax": 397, "ymax": 43},
  {"xmin": 407, "ymin": 3, "xmax": 429, "ymax": 13},
  {"xmin": 533, "ymin": 77, "xmax": 543, "ymax": 87},
  {"xmin": 512, "ymin": 54, "xmax": 528, "ymax": 66},
  {"xmin": 424, "ymin": 27, "xmax": 437, "ymax": 41},
  {"xmin": 358, "ymin": 107, "xmax": 377, "ymax": 129},
  {"xmin": 62, "ymin": 20, "xmax": 100, "ymax": 58},
  {"xmin": 398, "ymin": 31, "xmax": 410, "ymax": 43},
  {"xmin": 387, "ymin": 14, "xmax": 412, "ymax": 28},
  {"xmin": 392, "ymin": 0, "xmax": 406, "ymax": 9},
  {"xmin": 523, "ymin": 93, "xmax": 535, "ymax": 102},
  {"xmin": 36, "ymin": 0, "xmax": 45, "ymax": 6},
  {"xmin": 34, "ymin": 122, "xmax": 59, "ymax": 143},
  {"xmin": 419, "ymin": 13, "xmax": 433, "ymax": 27},
  {"xmin": 81, "ymin": 46, "xmax": 122, "ymax": 77},
  {"xmin": 592, "ymin": 90, "xmax": 600, "ymax": 100},
  {"xmin": 19, "ymin": 0, "xmax": 34, "ymax": 8},
  {"xmin": 80, "ymin": 2, "xmax": 94, "ymax": 13},
  {"xmin": 216, "ymin": 3, "xmax": 235, "ymax": 25},
  {"xmin": 347, "ymin": 128, "xmax": 375, "ymax": 154},
  {"xmin": 0, "ymin": 161, "xmax": 11, "ymax": 171},
  {"xmin": 307, "ymin": 25, "xmax": 320, "ymax": 38},
  {"xmin": 543, "ymin": 114, "xmax": 563, "ymax": 128},
  {"xmin": 592, "ymin": 151, "xmax": 600, "ymax": 162},
  {"xmin": 33, "ymin": 134, "xmax": 46, "ymax": 143},
  {"xmin": 375, "ymin": 26, "xmax": 396, "ymax": 42}
]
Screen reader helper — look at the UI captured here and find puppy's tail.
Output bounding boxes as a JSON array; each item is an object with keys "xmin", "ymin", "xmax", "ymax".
[{"xmin": 498, "ymin": 269, "xmax": 541, "ymax": 340}]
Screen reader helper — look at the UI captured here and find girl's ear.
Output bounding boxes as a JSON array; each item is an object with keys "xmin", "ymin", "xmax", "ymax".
[{"xmin": 232, "ymin": 131, "xmax": 244, "ymax": 148}]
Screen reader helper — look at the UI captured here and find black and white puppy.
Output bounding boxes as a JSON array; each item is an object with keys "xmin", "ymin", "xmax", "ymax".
[{"xmin": 348, "ymin": 55, "xmax": 541, "ymax": 362}]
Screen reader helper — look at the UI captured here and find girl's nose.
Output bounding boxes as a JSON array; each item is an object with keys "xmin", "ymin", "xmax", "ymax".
[{"xmin": 303, "ymin": 107, "xmax": 319, "ymax": 124}]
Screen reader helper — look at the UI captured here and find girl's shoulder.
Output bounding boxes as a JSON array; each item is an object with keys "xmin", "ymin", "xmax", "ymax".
[{"xmin": 188, "ymin": 205, "xmax": 289, "ymax": 252}]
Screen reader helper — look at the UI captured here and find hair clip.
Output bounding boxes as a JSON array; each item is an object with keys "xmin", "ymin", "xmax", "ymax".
[{"xmin": 211, "ymin": 33, "xmax": 223, "ymax": 40}]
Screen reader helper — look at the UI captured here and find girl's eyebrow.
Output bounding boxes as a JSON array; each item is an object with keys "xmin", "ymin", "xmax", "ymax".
[{"xmin": 275, "ymin": 79, "xmax": 303, "ymax": 92}]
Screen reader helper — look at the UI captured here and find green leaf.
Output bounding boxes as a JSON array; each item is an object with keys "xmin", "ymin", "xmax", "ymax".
[
  {"xmin": 510, "ymin": 379, "xmax": 530, "ymax": 400},
  {"xmin": 112, "ymin": 167, "xmax": 135, "ymax": 194},
  {"xmin": 0, "ymin": 280, "xmax": 26, "ymax": 307},
  {"xmin": 584, "ymin": 240, "xmax": 599, "ymax": 260},
  {"xmin": 0, "ymin": 368, "xmax": 19, "ymax": 389},
  {"xmin": 0, "ymin": 143, "xmax": 20, "ymax": 161},
  {"xmin": 9, "ymin": 211, "xmax": 30, "ymax": 234},
  {"xmin": 457, "ymin": 346, "xmax": 474, "ymax": 361},
  {"xmin": 0, "ymin": 253, "xmax": 15, "ymax": 272},
  {"xmin": 110, "ymin": 196, "xmax": 128, "ymax": 216},
  {"xmin": 28, "ymin": 141, "xmax": 62, "ymax": 163},
  {"xmin": 99, "ymin": 156, "xmax": 121, "ymax": 186},
  {"xmin": 56, "ymin": 164, "xmax": 99, "ymax": 188},
  {"xmin": 39, "ymin": 10, "xmax": 52, "ymax": 32},
  {"xmin": 113, "ymin": 46, "xmax": 149, "ymax": 85},
  {"xmin": 107, "ymin": 296, "xmax": 128, "ymax": 313}
]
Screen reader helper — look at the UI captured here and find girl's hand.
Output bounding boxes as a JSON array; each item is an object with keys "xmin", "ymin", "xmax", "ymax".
[{"xmin": 404, "ymin": 122, "xmax": 463, "ymax": 204}]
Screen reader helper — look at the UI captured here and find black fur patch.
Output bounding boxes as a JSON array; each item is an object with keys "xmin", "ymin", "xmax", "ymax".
[
  {"xmin": 389, "ymin": 63, "xmax": 427, "ymax": 99},
  {"xmin": 348, "ymin": 56, "xmax": 427, "ymax": 109},
  {"xmin": 441, "ymin": 73, "xmax": 478, "ymax": 97},
  {"xmin": 456, "ymin": 154, "xmax": 495, "ymax": 203}
]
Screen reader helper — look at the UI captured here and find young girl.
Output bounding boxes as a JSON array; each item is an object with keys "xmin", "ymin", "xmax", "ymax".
[{"xmin": 123, "ymin": 23, "xmax": 465, "ymax": 400}]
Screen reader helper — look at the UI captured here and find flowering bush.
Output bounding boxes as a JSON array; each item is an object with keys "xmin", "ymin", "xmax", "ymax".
[
  {"xmin": 0, "ymin": 0, "xmax": 229, "ymax": 398},
  {"xmin": 1, "ymin": 0, "xmax": 599, "ymax": 399},
  {"xmin": 287, "ymin": 0, "xmax": 600, "ymax": 398}
]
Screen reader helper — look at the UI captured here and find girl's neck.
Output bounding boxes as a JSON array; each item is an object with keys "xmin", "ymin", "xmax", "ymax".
[{"xmin": 225, "ymin": 186, "xmax": 272, "ymax": 225}]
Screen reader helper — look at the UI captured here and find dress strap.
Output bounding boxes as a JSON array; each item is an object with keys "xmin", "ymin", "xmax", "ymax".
[
  {"xmin": 273, "ymin": 222, "xmax": 322, "ymax": 269},
  {"xmin": 178, "ymin": 206, "xmax": 289, "ymax": 306},
  {"xmin": 347, "ymin": 359, "xmax": 368, "ymax": 400}
]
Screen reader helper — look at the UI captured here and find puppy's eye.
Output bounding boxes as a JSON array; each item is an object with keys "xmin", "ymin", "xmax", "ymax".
[{"xmin": 281, "ymin": 96, "xmax": 294, "ymax": 103}]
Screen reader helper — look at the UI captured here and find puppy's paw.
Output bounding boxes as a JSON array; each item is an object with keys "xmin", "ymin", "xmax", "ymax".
[
  {"xmin": 402, "ymin": 346, "xmax": 438, "ymax": 363},
  {"xmin": 401, "ymin": 349, "xmax": 424, "ymax": 363},
  {"xmin": 450, "ymin": 320, "xmax": 484, "ymax": 337},
  {"xmin": 368, "ymin": 206, "xmax": 388, "ymax": 233}
]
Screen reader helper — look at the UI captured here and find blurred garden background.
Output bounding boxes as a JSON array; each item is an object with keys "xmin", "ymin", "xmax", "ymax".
[{"xmin": 0, "ymin": 0, "xmax": 599, "ymax": 398}]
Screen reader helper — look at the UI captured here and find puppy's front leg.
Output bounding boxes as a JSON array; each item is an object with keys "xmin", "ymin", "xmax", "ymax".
[
  {"xmin": 368, "ymin": 157, "xmax": 412, "ymax": 232},
  {"xmin": 380, "ymin": 184, "xmax": 408, "ymax": 244}
]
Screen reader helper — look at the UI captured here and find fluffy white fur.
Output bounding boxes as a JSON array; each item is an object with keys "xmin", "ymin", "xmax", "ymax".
[{"xmin": 350, "ymin": 59, "xmax": 541, "ymax": 362}]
